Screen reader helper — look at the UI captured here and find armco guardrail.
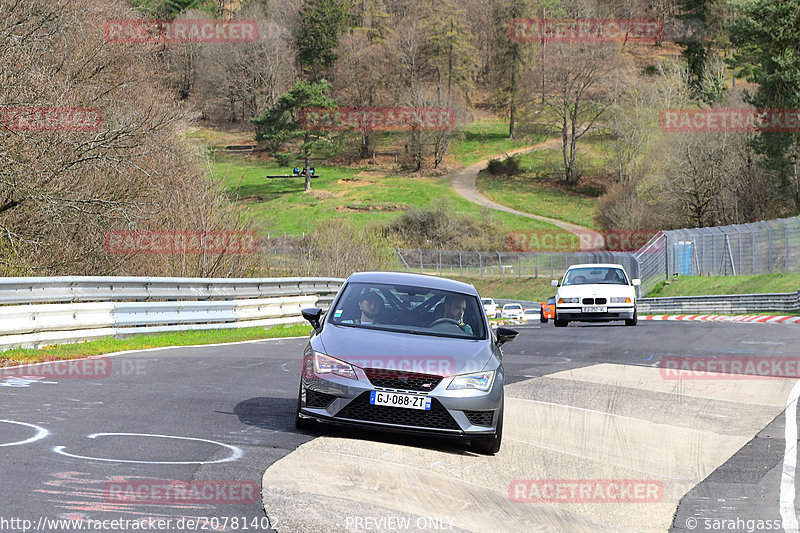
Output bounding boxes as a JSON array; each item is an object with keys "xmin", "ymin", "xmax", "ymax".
[
  {"xmin": 0, "ymin": 276, "xmax": 344, "ymax": 350},
  {"xmin": 637, "ymin": 289, "xmax": 800, "ymax": 315}
]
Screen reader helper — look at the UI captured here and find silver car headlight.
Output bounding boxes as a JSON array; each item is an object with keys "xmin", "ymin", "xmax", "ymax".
[
  {"xmin": 558, "ymin": 297, "xmax": 579, "ymax": 304},
  {"xmin": 610, "ymin": 297, "xmax": 632, "ymax": 303},
  {"xmin": 447, "ymin": 371, "xmax": 495, "ymax": 392},
  {"xmin": 313, "ymin": 352, "xmax": 357, "ymax": 380}
]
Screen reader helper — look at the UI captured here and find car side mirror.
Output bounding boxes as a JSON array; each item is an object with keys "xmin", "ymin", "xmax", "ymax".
[
  {"xmin": 632, "ymin": 279, "xmax": 641, "ymax": 286},
  {"xmin": 550, "ymin": 280, "xmax": 559, "ymax": 287},
  {"xmin": 302, "ymin": 307, "xmax": 323, "ymax": 333},
  {"xmin": 495, "ymin": 327, "xmax": 519, "ymax": 346}
]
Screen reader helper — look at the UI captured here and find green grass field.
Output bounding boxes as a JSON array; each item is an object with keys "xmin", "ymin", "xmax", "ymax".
[
  {"xmin": 0, "ymin": 324, "xmax": 309, "ymax": 366},
  {"xmin": 646, "ymin": 274, "xmax": 800, "ymax": 298},
  {"xmin": 447, "ymin": 120, "xmax": 550, "ymax": 165},
  {"xmin": 450, "ymin": 276, "xmax": 556, "ymax": 302},
  {"xmin": 215, "ymin": 154, "xmax": 568, "ymax": 238}
]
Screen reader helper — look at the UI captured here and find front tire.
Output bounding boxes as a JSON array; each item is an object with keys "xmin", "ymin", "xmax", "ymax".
[
  {"xmin": 471, "ymin": 404, "xmax": 503, "ymax": 455},
  {"xmin": 540, "ymin": 308, "xmax": 548, "ymax": 323},
  {"xmin": 553, "ymin": 319, "xmax": 568, "ymax": 327},
  {"xmin": 625, "ymin": 309, "xmax": 638, "ymax": 327}
]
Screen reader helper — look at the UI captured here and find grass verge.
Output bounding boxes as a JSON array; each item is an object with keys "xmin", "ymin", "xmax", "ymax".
[
  {"xmin": 646, "ymin": 274, "xmax": 800, "ymax": 298},
  {"xmin": 449, "ymin": 276, "xmax": 556, "ymax": 302},
  {"xmin": 0, "ymin": 323, "xmax": 310, "ymax": 366}
]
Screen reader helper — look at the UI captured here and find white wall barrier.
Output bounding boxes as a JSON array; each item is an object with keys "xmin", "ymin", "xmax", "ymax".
[{"xmin": 0, "ymin": 277, "xmax": 344, "ymax": 350}]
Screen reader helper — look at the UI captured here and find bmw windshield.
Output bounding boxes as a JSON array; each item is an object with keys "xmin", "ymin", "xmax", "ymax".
[{"xmin": 327, "ymin": 282, "xmax": 486, "ymax": 340}]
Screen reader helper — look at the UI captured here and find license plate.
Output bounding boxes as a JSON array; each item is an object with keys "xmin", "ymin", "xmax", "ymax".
[
  {"xmin": 370, "ymin": 391, "xmax": 431, "ymax": 410},
  {"xmin": 584, "ymin": 306, "xmax": 607, "ymax": 313}
]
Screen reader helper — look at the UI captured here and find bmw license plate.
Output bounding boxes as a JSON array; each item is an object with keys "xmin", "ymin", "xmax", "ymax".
[
  {"xmin": 584, "ymin": 306, "xmax": 607, "ymax": 313},
  {"xmin": 370, "ymin": 391, "xmax": 431, "ymax": 410}
]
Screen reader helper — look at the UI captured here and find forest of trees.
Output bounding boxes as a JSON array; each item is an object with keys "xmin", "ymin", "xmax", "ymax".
[{"xmin": 1, "ymin": 0, "xmax": 799, "ymax": 275}]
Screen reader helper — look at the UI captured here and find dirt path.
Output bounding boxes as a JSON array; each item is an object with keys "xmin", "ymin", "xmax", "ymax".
[{"xmin": 450, "ymin": 138, "xmax": 602, "ymax": 247}]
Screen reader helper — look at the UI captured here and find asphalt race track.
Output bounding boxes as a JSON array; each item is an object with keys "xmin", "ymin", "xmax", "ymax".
[{"xmin": 2, "ymin": 322, "xmax": 800, "ymax": 533}]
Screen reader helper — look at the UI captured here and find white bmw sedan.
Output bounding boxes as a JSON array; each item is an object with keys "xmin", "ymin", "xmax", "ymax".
[{"xmin": 551, "ymin": 264, "xmax": 640, "ymax": 327}]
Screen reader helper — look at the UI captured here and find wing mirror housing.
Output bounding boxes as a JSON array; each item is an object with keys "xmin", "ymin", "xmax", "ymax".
[
  {"xmin": 550, "ymin": 279, "xmax": 559, "ymax": 287},
  {"xmin": 495, "ymin": 327, "xmax": 519, "ymax": 347},
  {"xmin": 301, "ymin": 307, "xmax": 323, "ymax": 333},
  {"xmin": 632, "ymin": 278, "xmax": 641, "ymax": 286}
]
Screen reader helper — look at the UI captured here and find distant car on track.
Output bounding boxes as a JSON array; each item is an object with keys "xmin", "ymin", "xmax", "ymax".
[
  {"xmin": 295, "ymin": 271, "xmax": 518, "ymax": 454},
  {"xmin": 551, "ymin": 263, "xmax": 640, "ymax": 327},
  {"xmin": 540, "ymin": 296, "xmax": 556, "ymax": 323},
  {"xmin": 481, "ymin": 298, "xmax": 499, "ymax": 319},
  {"xmin": 500, "ymin": 303, "xmax": 524, "ymax": 320},
  {"xmin": 522, "ymin": 308, "xmax": 540, "ymax": 321}
]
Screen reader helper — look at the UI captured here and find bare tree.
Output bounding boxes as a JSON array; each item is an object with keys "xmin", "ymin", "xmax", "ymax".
[{"xmin": 0, "ymin": 0, "xmax": 253, "ymax": 276}]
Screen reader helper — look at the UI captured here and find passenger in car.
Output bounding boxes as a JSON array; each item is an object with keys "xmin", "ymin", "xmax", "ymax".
[{"xmin": 343, "ymin": 292, "xmax": 384, "ymax": 324}]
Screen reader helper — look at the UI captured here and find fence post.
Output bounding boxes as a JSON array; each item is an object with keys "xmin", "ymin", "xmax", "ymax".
[
  {"xmin": 478, "ymin": 252, "xmax": 483, "ymax": 279},
  {"xmin": 497, "ymin": 251, "xmax": 503, "ymax": 278},
  {"xmin": 534, "ymin": 253, "xmax": 538, "ymax": 278},
  {"xmin": 763, "ymin": 221, "xmax": 773, "ymax": 273},
  {"xmin": 459, "ymin": 252, "xmax": 463, "ymax": 276},
  {"xmin": 418, "ymin": 248, "xmax": 423, "ymax": 274},
  {"xmin": 517, "ymin": 253, "xmax": 521, "ymax": 278},
  {"xmin": 438, "ymin": 250, "xmax": 442, "ymax": 275},
  {"xmin": 779, "ymin": 218, "xmax": 789, "ymax": 272}
]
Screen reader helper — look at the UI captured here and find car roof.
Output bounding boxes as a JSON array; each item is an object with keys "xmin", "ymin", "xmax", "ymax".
[
  {"xmin": 345, "ymin": 271, "xmax": 479, "ymax": 296},
  {"xmin": 566, "ymin": 263, "xmax": 626, "ymax": 269}
]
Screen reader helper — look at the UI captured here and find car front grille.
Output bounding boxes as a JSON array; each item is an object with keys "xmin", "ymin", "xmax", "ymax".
[
  {"xmin": 335, "ymin": 392, "xmax": 460, "ymax": 430},
  {"xmin": 582, "ymin": 298, "xmax": 608, "ymax": 305},
  {"xmin": 363, "ymin": 368, "xmax": 443, "ymax": 392},
  {"xmin": 305, "ymin": 389, "xmax": 337, "ymax": 409},
  {"xmin": 464, "ymin": 410, "xmax": 495, "ymax": 427}
]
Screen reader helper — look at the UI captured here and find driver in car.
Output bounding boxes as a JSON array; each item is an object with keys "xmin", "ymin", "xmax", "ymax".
[{"xmin": 435, "ymin": 294, "xmax": 473, "ymax": 334}]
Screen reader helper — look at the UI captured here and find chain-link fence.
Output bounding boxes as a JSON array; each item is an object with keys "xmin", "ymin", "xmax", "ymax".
[{"xmin": 394, "ymin": 216, "xmax": 800, "ymax": 297}]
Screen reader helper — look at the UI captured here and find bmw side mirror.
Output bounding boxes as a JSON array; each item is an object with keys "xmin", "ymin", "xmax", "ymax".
[
  {"xmin": 632, "ymin": 279, "xmax": 641, "ymax": 286},
  {"xmin": 302, "ymin": 307, "xmax": 323, "ymax": 333},
  {"xmin": 495, "ymin": 327, "xmax": 519, "ymax": 346},
  {"xmin": 550, "ymin": 280, "xmax": 559, "ymax": 287}
]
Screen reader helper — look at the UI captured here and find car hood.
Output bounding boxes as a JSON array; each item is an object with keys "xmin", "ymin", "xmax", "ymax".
[
  {"xmin": 557, "ymin": 284, "xmax": 635, "ymax": 298},
  {"xmin": 316, "ymin": 324, "xmax": 493, "ymax": 376}
]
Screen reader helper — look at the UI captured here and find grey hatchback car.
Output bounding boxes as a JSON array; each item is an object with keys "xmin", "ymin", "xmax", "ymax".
[{"xmin": 295, "ymin": 271, "xmax": 518, "ymax": 454}]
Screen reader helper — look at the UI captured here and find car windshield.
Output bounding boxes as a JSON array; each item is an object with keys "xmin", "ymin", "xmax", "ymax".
[
  {"xmin": 563, "ymin": 267, "xmax": 628, "ymax": 286},
  {"xmin": 505, "ymin": 304, "xmax": 521, "ymax": 309},
  {"xmin": 481, "ymin": 299, "xmax": 493, "ymax": 305},
  {"xmin": 328, "ymin": 282, "xmax": 486, "ymax": 339},
  {"xmin": 546, "ymin": 297, "xmax": 556, "ymax": 304}
]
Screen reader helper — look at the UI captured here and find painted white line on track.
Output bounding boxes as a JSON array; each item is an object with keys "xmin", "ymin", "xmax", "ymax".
[
  {"xmin": 52, "ymin": 432, "xmax": 243, "ymax": 464},
  {"xmin": 780, "ymin": 380, "xmax": 800, "ymax": 533},
  {"xmin": 0, "ymin": 420, "xmax": 49, "ymax": 447}
]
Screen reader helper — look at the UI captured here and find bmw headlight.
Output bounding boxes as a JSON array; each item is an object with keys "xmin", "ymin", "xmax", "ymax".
[
  {"xmin": 558, "ymin": 297, "xmax": 579, "ymax": 304},
  {"xmin": 447, "ymin": 371, "xmax": 495, "ymax": 392},
  {"xmin": 610, "ymin": 297, "xmax": 632, "ymax": 303},
  {"xmin": 313, "ymin": 352, "xmax": 357, "ymax": 380}
]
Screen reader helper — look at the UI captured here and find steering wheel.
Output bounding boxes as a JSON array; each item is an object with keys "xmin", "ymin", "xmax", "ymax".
[{"xmin": 430, "ymin": 318, "xmax": 461, "ymax": 327}]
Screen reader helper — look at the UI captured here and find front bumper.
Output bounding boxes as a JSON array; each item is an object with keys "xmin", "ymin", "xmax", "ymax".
[
  {"xmin": 556, "ymin": 306, "xmax": 635, "ymax": 322},
  {"xmin": 298, "ymin": 371, "xmax": 503, "ymax": 438}
]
